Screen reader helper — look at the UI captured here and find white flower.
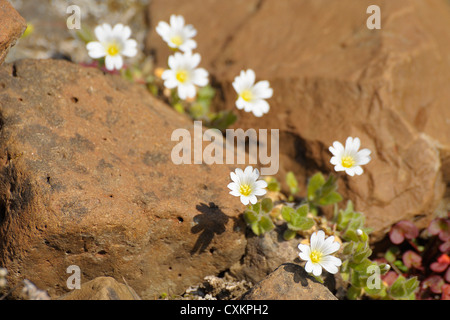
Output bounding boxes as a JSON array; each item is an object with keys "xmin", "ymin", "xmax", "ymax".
[
  {"xmin": 86, "ymin": 23, "xmax": 138, "ymax": 71},
  {"xmin": 161, "ymin": 51, "xmax": 209, "ymax": 100},
  {"xmin": 298, "ymin": 230, "xmax": 342, "ymax": 276},
  {"xmin": 156, "ymin": 15, "xmax": 197, "ymax": 52},
  {"xmin": 227, "ymin": 166, "xmax": 268, "ymax": 205},
  {"xmin": 329, "ymin": 137, "xmax": 371, "ymax": 176},
  {"xmin": 232, "ymin": 69, "xmax": 273, "ymax": 117}
]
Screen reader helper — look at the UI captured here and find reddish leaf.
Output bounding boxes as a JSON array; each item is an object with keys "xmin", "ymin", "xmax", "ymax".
[
  {"xmin": 440, "ymin": 241, "xmax": 450, "ymax": 253},
  {"xmin": 389, "ymin": 226, "xmax": 404, "ymax": 244},
  {"xmin": 431, "ymin": 262, "xmax": 448, "ymax": 273},
  {"xmin": 437, "ymin": 253, "xmax": 450, "ymax": 265},
  {"xmin": 389, "ymin": 220, "xmax": 419, "ymax": 244},
  {"xmin": 441, "ymin": 284, "xmax": 450, "ymax": 300},
  {"xmin": 428, "ymin": 219, "xmax": 445, "ymax": 236},
  {"xmin": 402, "ymin": 250, "xmax": 422, "ymax": 269},
  {"xmin": 445, "ymin": 267, "xmax": 450, "ymax": 283},
  {"xmin": 382, "ymin": 271, "xmax": 398, "ymax": 286},
  {"xmin": 423, "ymin": 275, "xmax": 445, "ymax": 294}
]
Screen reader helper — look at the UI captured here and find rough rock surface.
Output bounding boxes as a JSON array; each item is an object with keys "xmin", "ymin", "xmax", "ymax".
[
  {"xmin": 0, "ymin": 0, "xmax": 27, "ymax": 65},
  {"xmin": 147, "ymin": 0, "xmax": 450, "ymax": 241},
  {"xmin": 241, "ymin": 263, "xmax": 337, "ymax": 300},
  {"xmin": 229, "ymin": 224, "xmax": 302, "ymax": 284},
  {"xmin": 0, "ymin": 59, "xmax": 246, "ymax": 299},
  {"xmin": 60, "ymin": 277, "xmax": 140, "ymax": 300}
]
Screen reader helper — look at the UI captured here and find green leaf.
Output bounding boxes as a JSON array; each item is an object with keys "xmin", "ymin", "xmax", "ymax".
[
  {"xmin": 384, "ymin": 246, "xmax": 399, "ymax": 263},
  {"xmin": 243, "ymin": 211, "xmax": 258, "ymax": 224},
  {"xmin": 283, "ymin": 229, "xmax": 297, "ymax": 241},
  {"xmin": 266, "ymin": 177, "xmax": 281, "ymax": 192},
  {"xmin": 261, "ymin": 198, "xmax": 273, "ymax": 213},
  {"xmin": 389, "ymin": 276, "xmax": 407, "ymax": 299},
  {"xmin": 286, "ymin": 171, "xmax": 299, "ymax": 196},
  {"xmin": 209, "ymin": 110, "xmax": 237, "ymax": 131},
  {"xmin": 250, "ymin": 222, "xmax": 262, "ymax": 236},
  {"xmin": 296, "ymin": 204, "xmax": 309, "ymax": 217},
  {"xmin": 307, "ymin": 172, "xmax": 325, "ymax": 201},
  {"xmin": 347, "ymin": 286, "xmax": 362, "ymax": 300},
  {"xmin": 259, "ymin": 216, "xmax": 275, "ymax": 232},
  {"xmin": 317, "ymin": 191, "xmax": 342, "ymax": 206},
  {"xmin": 281, "ymin": 206, "xmax": 295, "ymax": 222}
]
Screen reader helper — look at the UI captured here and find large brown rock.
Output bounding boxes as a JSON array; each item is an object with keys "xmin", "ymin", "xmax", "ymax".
[
  {"xmin": 147, "ymin": 0, "xmax": 450, "ymax": 241},
  {"xmin": 0, "ymin": 0, "xmax": 27, "ymax": 65},
  {"xmin": 241, "ymin": 263, "xmax": 337, "ymax": 300},
  {"xmin": 60, "ymin": 277, "xmax": 141, "ymax": 300},
  {"xmin": 0, "ymin": 59, "xmax": 246, "ymax": 299}
]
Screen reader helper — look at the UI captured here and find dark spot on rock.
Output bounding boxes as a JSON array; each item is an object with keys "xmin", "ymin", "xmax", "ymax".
[
  {"xmin": 133, "ymin": 190, "xmax": 159, "ymax": 209},
  {"xmin": 61, "ymin": 200, "xmax": 89, "ymax": 218},
  {"xmin": 177, "ymin": 216, "xmax": 184, "ymax": 223},
  {"xmin": 71, "ymin": 97, "xmax": 79, "ymax": 103},
  {"xmin": 70, "ymin": 133, "xmax": 95, "ymax": 152},
  {"xmin": 97, "ymin": 159, "xmax": 114, "ymax": 171},
  {"xmin": 11, "ymin": 64, "xmax": 17, "ymax": 77},
  {"xmin": 105, "ymin": 110, "xmax": 120, "ymax": 127},
  {"xmin": 104, "ymin": 96, "xmax": 113, "ymax": 104},
  {"xmin": 142, "ymin": 151, "xmax": 168, "ymax": 166},
  {"xmin": 74, "ymin": 106, "xmax": 95, "ymax": 120}
]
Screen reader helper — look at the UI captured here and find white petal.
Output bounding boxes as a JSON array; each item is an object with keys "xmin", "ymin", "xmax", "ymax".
[
  {"xmin": 353, "ymin": 166, "xmax": 364, "ymax": 175},
  {"xmin": 105, "ymin": 55, "xmax": 123, "ymax": 71},
  {"xmin": 122, "ymin": 39, "xmax": 137, "ymax": 57},
  {"xmin": 330, "ymin": 156, "xmax": 339, "ymax": 165},
  {"xmin": 298, "ymin": 244, "xmax": 310, "ymax": 253},
  {"xmin": 345, "ymin": 137, "xmax": 354, "ymax": 151},
  {"xmin": 86, "ymin": 41, "xmax": 106, "ymax": 58},
  {"xmin": 251, "ymin": 99, "xmax": 270, "ymax": 116},
  {"xmin": 252, "ymin": 81, "xmax": 273, "ymax": 99},
  {"xmin": 192, "ymin": 68, "xmax": 209, "ymax": 87},
  {"xmin": 179, "ymin": 39, "xmax": 197, "ymax": 52},
  {"xmin": 304, "ymin": 261, "xmax": 314, "ymax": 273},
  {"xmin": 230, "ymin": 172, "xmax": 240, "ymax": 184},
  {"xmin": 345, "ymin": 167, "xmax": 356, "ymax": 176},
  {"xmin": 330, "ymin": 141, "xmax": 344, "ymax": 156},
  {"xmin": 235, "ymin": 97, "xmax": 247, "ymax": 110},
  {"xmin": 243, "ymin": 69, "xmax": 256, "ymax": 87},
  {"xmin": 312, "ymin": 263, "xmax": 323, "ymax": 276},
  {"xmin": 95, "ymin": 24, "xmax": 111, "ymax": 42},
  {"xmin": 352, "ymin": 137, "xmax": 361, "ymax": 151},
  {"xmin": 320, "ymin": 256, "xmax": 342, "ymax": 274},
  {"xmin": 156, "ymin": 21, "xmax": 171, "ymax": 38},
  {"xmin": 240, "ymin": 195, "xmax": 250, "ymax": 205},
  {"xmin": 248, "ymin": 195, "xmax": 258, "ymax": 204}
]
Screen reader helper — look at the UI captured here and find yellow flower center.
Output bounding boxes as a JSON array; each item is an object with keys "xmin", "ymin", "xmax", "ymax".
[
  {"xmin": 310, "ymin": 250, "xmax": 323, "ymax": 263},
  {"xmin": 341, "ymin": 155, "xmax": 355, "ymax": 168},
  {"xmin": 171, "ymin": 35, "xmax": 184, "ymax": 47},
  {"xmin": 239, "ymin": 184, "xmax": 252, "ymax": 196},
  {"xmin": 240, "ymin": 89, "xmax": 253, "ymax": 102},
  {"xmin": 106, "ymin": 43, "xmax": 120, "ymax": 56},
  {"xmin": 176, "ymin": 70, "xmax": 188, "ymax": 83}
]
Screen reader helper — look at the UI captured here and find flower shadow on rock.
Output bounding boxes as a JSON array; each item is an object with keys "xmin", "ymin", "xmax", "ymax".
[
  {"xmin": 282, "ymin": 263, "xmax": 316, "ymax": 287},
  {"xmin": 190, "ymin": 202, "xmax": 231, "ymax": 255}
]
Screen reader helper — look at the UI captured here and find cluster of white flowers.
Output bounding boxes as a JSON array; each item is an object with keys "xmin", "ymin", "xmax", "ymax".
[
  {"xmin": 156, "ymin": 15, "xmax": 209, "ymax": 100},
  {"xmin": 87, "ymin": 23, "xmax": 138, "ymax": 71},
  {"xmin": 83, "ymin": 14, "xmax": 373, "ymax": 281}
]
